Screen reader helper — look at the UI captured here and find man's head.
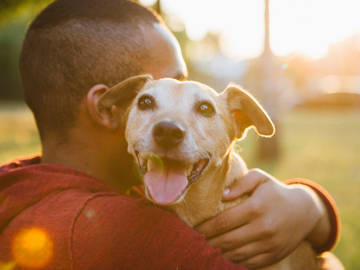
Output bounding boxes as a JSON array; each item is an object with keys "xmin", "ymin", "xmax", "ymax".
[{"xmin": 20, "ymin": 0, "xmax": 187, "ymax": 142}]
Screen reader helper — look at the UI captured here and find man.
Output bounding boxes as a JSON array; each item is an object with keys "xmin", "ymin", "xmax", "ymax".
[{"xmin": 0, "ymin": 0, "xmax": 339, "ymax": 269}]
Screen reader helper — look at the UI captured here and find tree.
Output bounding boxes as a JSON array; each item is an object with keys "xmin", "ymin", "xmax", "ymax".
[
  {"xmin": 256, "ymin": 0, "xmax": 281, "ymax": 161},
  {"xmin": 0, "ymin": 0, "xmax": 52, "ymax": 101},
  {"xmin": 0, "ymin": 0, "xmax": 52, "ymax": 23}
]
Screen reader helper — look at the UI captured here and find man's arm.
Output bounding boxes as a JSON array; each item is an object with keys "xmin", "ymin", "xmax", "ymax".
[
  {"xmin": 72, "ymin": 194, "xmax": 247, "ymax": 270},
  {"xmin": 195, "ymin": 169, "xmax": 339, "ymax": 269},
  {"xmin": 285, "ymin": 178, "xmax": 340, "ymax": 253}
]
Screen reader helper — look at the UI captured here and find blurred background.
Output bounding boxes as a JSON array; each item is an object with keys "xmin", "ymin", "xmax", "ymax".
[{"xmin": 0, "ymin": 0, "xmax": 359, "ymax": 268}]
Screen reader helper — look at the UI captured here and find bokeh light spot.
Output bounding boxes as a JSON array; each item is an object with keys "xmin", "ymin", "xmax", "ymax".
[
  {"xmin": 280, "ymin": 63, "xmax": 288, "ymax": 70},
  {"xmin": 12, "ymin": 227, "xmax": 53, "ymax": 269},
  {"xmin": 85, "ymin": 209, "xmax": 96, "ymax": 219},
  {"xmin": 0, "ymin": 261, "xmax": 16, "ymax": 270}
]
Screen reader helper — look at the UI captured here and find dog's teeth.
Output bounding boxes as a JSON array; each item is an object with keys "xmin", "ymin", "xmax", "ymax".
[
  {"xmin": 187, "ymin": 165, "xmax": 194, "ymax": 176},
  {"xmin": 197, "ymin": 159, "xmax": 207, "ymax": 171},
  {"xmin": 139, "ymin": 156, "xmax": 146, "ymax": 167},
  {"xmin": 136, "ymin": 152, "xmax": 148, "ymax": 174}
]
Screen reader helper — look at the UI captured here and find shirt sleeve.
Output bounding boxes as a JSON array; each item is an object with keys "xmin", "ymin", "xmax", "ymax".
[
  {"xmin": 71, "ymin": 194, "xmax": 247, "ymax": 270},
  {"xmin": 285, "ymin": 178, "xmax": 340, "ymax": 254}
]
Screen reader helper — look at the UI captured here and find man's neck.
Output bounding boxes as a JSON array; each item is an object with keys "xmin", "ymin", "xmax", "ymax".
[{"xmin": 41, "ymin": 137, "xmax": 138, "ymax": 193}]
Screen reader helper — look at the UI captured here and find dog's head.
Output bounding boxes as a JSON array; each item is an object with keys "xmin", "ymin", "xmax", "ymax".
[{"xmin": 99, "ymin": 74, "xmax": 274, "ymax": 205}]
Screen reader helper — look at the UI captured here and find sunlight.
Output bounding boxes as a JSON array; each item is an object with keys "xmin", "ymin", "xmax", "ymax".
[
  {"xmin": 270, "ymin": 0, "xmax": 360, "ymax": 59},
  {"xmin": 158, "ymin": 0, "xmax": 360, "ymax": 60},
  {"xmin": 12, "ymin": 227, "xmax": 53, "ymax": 269}
]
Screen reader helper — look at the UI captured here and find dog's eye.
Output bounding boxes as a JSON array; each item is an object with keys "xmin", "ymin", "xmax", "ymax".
[
  {"xmin": 138, "ymin": 95, "xmax": 156, "ymax": 110},
  {"xmin": 197, "ymin": 102, "xmax": 215, "ymax": 117}
]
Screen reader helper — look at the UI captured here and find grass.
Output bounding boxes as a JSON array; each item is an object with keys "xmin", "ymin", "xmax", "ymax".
[
  {"xmin": 0, "ymin": 103, "xmax": 359, "ymax": 269},
  {"xmin": 238, "ymin": 109, "xmax": 360, "ymax": 270}
]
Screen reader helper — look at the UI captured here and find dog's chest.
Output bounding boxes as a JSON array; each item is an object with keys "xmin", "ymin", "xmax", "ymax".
[{"xmin": 170, "ymin": 151, "xmax": 248, "ymax": 227}]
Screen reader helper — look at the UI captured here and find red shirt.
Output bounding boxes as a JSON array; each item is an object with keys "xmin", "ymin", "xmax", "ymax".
[{"xmin": 0, "ymin": 156, "xmax": 246, "ymax": 270}]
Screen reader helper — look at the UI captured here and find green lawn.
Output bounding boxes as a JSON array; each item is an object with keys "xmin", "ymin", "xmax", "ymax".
[
  {"xmin": 0, "ymin": 103, "xmax": 359, "ymax": 269},
  {"xmin": 0, "ymin": 103, "xmax": 40, "ymax": 162},
  {"xmin": 238, "ymin": 109, "xmax": 360, "ymax": 270}
]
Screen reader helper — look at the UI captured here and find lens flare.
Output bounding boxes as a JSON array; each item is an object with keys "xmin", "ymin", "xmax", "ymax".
[
  {"xmin": 280, "ymin": 63, "xmax": 288, "ymax": 70},
  {"xmin": 0, "ymin": 261, "xmax": 16, "ymax": 270},
  {"xmin": 12, "ymin": 227, "xmax": 53, "ymax": 269}
]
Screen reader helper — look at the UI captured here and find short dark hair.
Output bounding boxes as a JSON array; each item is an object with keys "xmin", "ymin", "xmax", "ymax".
[{"xmin": 20, "ymin": 0, "xmax": 163, "ymax": 140}]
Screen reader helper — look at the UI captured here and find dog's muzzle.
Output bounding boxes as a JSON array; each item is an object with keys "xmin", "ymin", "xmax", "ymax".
[{"xmin": 135, "ymin": 152, "xmax": 210, "ymax": 205}]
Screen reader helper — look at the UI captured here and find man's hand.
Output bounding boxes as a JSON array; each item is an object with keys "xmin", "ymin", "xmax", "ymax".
[{"xmin": 195, "ymin": 169, "xmax": 330, "ymax": 269}]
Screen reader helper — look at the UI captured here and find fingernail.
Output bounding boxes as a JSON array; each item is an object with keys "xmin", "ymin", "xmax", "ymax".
[{"xmin": 223, "ymin": 188, "xmax": 230, "ymax": 196}]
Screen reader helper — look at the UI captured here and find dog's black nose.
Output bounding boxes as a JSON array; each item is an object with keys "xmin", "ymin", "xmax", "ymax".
[{"xmin": 153, "ymin": 121, "xmax": 185, "ymax": 149}]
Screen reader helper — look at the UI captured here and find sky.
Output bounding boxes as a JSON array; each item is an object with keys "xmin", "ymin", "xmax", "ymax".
[{"xmin": 141, "ymin": 0, "xmax": 360, "ymax": 60}]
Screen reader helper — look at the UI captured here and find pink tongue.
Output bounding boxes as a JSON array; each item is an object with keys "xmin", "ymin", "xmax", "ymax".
[{"xmin": 144, "ymin": 167, "xmax": 188, "ymax": 205}]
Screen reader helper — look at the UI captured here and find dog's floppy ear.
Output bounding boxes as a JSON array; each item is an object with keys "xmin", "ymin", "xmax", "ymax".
[
  {"xmin": 222, "ymin": 84, "xmax": 275, "ymax": 139},
  {"xmin": 99, "ymin": 74, "xmax": 153, "ymax": 109}
]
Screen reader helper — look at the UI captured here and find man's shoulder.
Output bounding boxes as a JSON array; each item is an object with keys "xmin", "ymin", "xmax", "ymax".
[
  {"xmin": 0, "ymin": 157, "xmax": 244, "ymax": 270},
  {"xmin": 71, "ymin": 194, "xmax": 237, "ymax": 270},
  {"xmin": 0, "ymin": 185, "xmax": 242, "ymax": 270},
  {"xmin": 0, "ymin": 156, "xmax": 141, "ymax": 269},
  {"xmin": 0, "ymin": 155, "xmax": 41, "ymax": 174},
  {"xmin": 0, "ymin": 177, "xmax": 171, "ymax": 269}
]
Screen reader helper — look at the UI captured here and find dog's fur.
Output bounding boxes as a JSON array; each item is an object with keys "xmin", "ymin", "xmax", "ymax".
[{"xmin": 99, "ymin": 75, "xmax": 319, "ymax": 270}]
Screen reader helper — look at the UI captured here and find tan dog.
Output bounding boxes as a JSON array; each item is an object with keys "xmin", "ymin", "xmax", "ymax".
[{"xmin": 99, "ymin": 75, "xmax": 319, "ymax": 270}]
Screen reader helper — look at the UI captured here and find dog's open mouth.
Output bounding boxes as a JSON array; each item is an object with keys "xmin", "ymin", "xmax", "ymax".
[{"xmin": 135, "ymin": 152, "xmax": 209, "ymax": 205}]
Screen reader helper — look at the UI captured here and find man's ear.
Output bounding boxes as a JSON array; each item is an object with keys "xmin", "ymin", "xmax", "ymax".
[
  {"xmin": 221, "ymin": 84, "xmax": 275, "ymax": 139},
  {"xmin": 87, "ymin": 74, "xmax": 152, "ymax": 130}
]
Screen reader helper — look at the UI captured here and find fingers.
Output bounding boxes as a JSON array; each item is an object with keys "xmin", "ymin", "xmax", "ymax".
[
  {"xmin": 195, "ymin": 204, "xmax": 248, "ymax": 238},
  {"xmin": 207, "ymin": 223, "xmax": 266, "ymax": 252},
  {"xmin": 222, "ymin": 240, "xmax": 273, "ymax": 263},
  {"xmin": 195, "ymin": 198, "xmax": 256, "ymax": 238},
  {"xmin": 222, "ymin": 169, "xmax": 270, "ymax": 201}
]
